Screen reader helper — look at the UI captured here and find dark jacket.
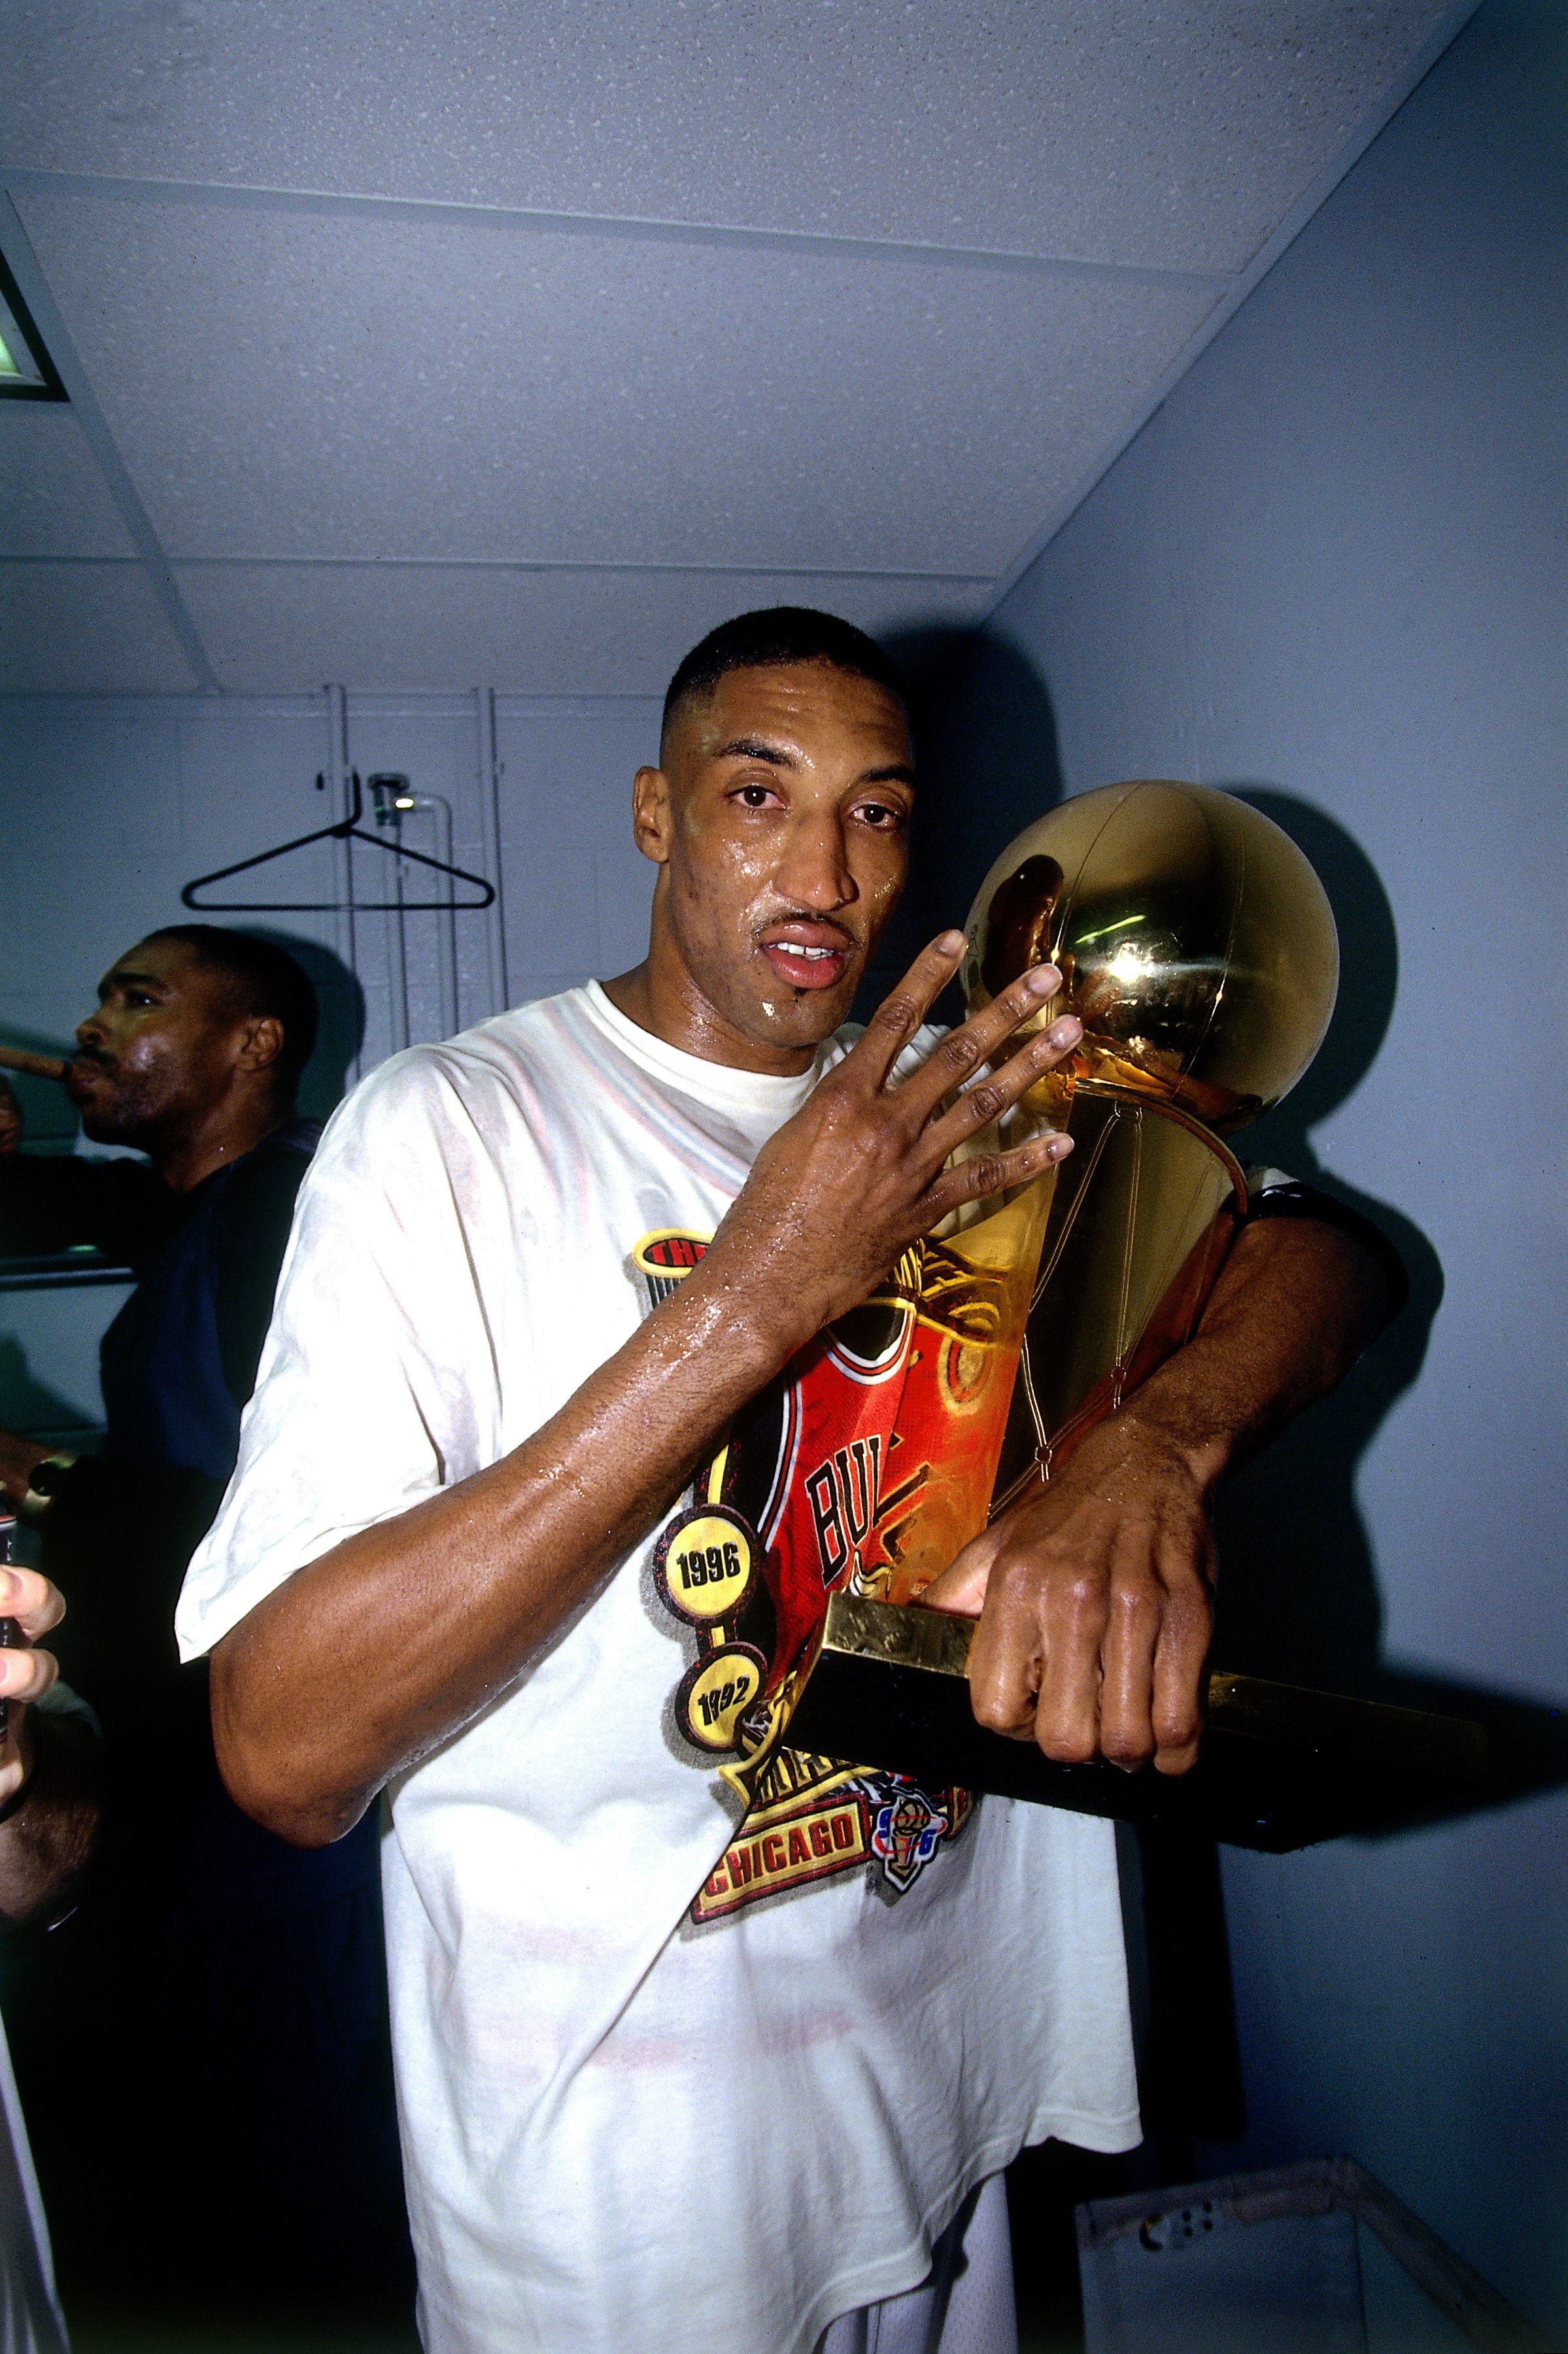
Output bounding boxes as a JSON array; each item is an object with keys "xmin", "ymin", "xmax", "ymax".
[
  {"xmin": 0, "ymin": 1119, "xmax": 411, "ymax": 2304},
  {"xmin": 0, "ymin": 1121, "xmax": 319, "ymax": 1717}
]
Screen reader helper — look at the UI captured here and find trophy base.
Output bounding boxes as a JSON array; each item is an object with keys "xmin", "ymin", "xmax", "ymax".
[{"xmin": 783, "ymin": 1597, "xmax": 1487, "ymax": 1854}]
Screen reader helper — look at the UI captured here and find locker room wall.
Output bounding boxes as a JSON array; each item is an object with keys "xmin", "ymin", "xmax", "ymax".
[{"xmin": 915, "ymin": 1, "xmax": 1567, "ymax": 2336}]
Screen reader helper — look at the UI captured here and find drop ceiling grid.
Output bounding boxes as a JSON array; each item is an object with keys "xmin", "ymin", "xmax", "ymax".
[
  {"xmin": 169, "ymin": 558, "xmax": 998, "ymax": 695},
  {"xmin": 0, "ymin": 0, "xmax": 1463, "ymax": 271},
  {"xmin": 0, "ymin": 1, "xmax": 1480, "ymax": 694},
  {"xmin": 10, "ymin": 188, "xmax": 1222, "ymax": 576}
]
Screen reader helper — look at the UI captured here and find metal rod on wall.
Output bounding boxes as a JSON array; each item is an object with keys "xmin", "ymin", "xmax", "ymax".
[
  {"xmin": 383, "ymin": 807, "xmax": 411, "ymax": 1056},
  {"xmin": 418, "ymin": 791, "xmax": 460, "ymax": 1041},
  {"xmin": 476, "ymin": 687, "xmax": 510, "ymax": 1017},
  {"xmin": 324, "ymin": 683, "xmax": 359, "ymax": 1082},
  {"xmin": 367, "ymin": 776, "xmax": 460, "ymax": 1050}
]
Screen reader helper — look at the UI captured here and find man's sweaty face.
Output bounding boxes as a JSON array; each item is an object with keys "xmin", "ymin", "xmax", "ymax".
[
  {"xmin": 652, "ymin": 664, "xmax": 913, "ymax": 1057},
  {"xmin": 69, "ymin": 938, "xmax": 244, "ymax": 1146}
]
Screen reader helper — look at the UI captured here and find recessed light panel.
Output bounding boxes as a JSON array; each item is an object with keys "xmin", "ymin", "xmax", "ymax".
[{"xmin": 0, "ymin": 255, "xmax": 66, "ymax": 400}]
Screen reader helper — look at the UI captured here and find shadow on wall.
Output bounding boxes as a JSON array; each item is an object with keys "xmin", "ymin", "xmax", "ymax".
[
  {"xmin": 0, "ymin": 1335, "xmax": 95, "ymax": 1443},
  {"xmin": 889, "ymin": 623, "xmax": 1068, "ymax": 892},
  {"xmin": 1206, "ymin": 787, "xmax": 1442, "ymax": 1699},
  {"xmin": 853, "ymin": 626, "xmax": 1067, "ymax": 1025},
  {"xmin": 247, "ymin": 932, "xmax": 366, "ymax": 1123},
  {"xmin": 1212, "ymin": 791, "xmax": 1568, "ymax": 1828}
]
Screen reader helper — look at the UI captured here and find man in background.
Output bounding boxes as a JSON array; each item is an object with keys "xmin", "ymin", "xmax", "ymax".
[{"xmin": 0, "ymin": 926, "xmax": 410, "ymax": 2323}]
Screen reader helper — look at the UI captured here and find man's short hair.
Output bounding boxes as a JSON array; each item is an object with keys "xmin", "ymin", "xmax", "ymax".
[
  {"xmin": 661, "ymin": 607, "xmax": 908, "ymax": 754},
  {"xmin": 144, "ymin": 925, "xmax": 319, "ymax": 1089}
]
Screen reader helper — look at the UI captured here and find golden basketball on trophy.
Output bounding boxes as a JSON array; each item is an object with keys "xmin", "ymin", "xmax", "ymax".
[{"xmin": 965, "ymin": 774, "xmax": 1338, "ymax": 1505}]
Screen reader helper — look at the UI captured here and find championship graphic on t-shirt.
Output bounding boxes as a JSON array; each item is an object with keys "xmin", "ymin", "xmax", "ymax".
[{"xmin": 636, "ymin": 1222, "xmax": 1035, "ymax": 1922}]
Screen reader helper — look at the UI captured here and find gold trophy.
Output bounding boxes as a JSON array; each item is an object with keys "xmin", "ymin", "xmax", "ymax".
[{"xmin": 785, "ymin": 781, "xmax": 1484, "ymax": 1849}]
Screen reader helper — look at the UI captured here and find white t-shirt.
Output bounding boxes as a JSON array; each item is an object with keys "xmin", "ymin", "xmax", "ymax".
[{"xmin": 177, "ymin": 981, "xmax": 1138, "ymax": 2354}]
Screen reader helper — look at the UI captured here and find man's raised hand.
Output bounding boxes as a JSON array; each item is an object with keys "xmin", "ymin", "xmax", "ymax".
[{"xmin": 704, "ymin": 929, "xmax": 1081, "ymax": 1357}]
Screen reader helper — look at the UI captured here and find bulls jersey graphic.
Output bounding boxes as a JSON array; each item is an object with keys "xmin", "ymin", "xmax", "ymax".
[{"xmin": 633, "ymin": 1223, "xmax": 1029, "ymax": 1919}]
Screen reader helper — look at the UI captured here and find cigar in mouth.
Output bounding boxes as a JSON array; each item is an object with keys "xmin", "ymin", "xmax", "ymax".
[{"xmin": 0, "ymin": 1046, "xmax": 73, "ymax": 1082}]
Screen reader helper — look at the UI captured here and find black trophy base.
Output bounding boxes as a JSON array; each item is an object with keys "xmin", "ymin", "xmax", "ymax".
[{"xmin": 783, "ymin": 1597, "xmax": 1487, "ymax": 1854}]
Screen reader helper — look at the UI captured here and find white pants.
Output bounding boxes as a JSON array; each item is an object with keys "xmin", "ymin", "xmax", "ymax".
[{"xmin": 817, "ymin": 2175, "xmax": 1017, "ymax": 2354}]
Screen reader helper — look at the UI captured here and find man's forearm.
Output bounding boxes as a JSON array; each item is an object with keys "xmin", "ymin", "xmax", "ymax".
[
  {"xmin": 213, "ymin": 1252, "xmax": 805, "ymax": 1847},
  {"xmin": 1104, "ymin": 1212, "xmax": 1390, "ymax": 1497}
]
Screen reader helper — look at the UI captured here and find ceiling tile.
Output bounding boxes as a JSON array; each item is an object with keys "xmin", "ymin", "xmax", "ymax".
[
  {"xmin": 0, "ymin": 558, "xmax": 201, "ymax": 690},
  {"xmin": 1, "ymin": 3, "xmax": 1462, "ymax": 273},
  {"xmin": 14, "ymin": 194, "xmax": 1220, "ymax": 575},
  {"xmin": 0, "ymin": 402, "xmax": 135, "ymax": 554},
  {"xmin": 172, "ymin": 561, "xmax": 993, "ymax": 694}
]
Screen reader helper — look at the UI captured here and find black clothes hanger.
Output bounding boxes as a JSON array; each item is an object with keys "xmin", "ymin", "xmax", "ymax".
[{"xmin": 181, "ymin": 771, "xmax": 496, "ymax": 912}]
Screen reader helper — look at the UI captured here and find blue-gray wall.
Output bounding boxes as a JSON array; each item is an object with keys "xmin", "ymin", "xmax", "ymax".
[{"xmin": 921, "ymin": 0, "xmax": 1565, "ymax": 2330}]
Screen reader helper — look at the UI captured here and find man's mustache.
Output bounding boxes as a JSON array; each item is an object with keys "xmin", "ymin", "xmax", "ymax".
[{"xmin": 72, "ymin": 1046, "xmax": 114, "ymax": 1073}]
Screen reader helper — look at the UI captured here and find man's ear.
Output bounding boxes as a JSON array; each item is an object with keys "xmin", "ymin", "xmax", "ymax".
[
  {"xmin": 236, "ymin": 1014, "xmax": 286, "ymax": 1077},
  {"xmin": 631, "ymin": 766, "xmax": 674, "ymax": 867}
]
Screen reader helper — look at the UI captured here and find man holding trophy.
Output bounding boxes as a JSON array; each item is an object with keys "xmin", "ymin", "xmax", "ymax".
[{"xmin": 177, "ymin": 609, "xmax": 1392, "ymax": 2353}]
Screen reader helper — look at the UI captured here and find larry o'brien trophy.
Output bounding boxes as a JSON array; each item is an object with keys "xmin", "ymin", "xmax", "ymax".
[
  {"xmin": 768, "ymin": 779, "xmax": 1482, "ymax": 1860},
  {"xmin": 645, "ymin": 782, "xmax": 1481, "ymax": 1920}
]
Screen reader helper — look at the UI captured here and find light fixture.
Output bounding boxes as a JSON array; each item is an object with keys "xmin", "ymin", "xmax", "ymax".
[
  {"xmin": 368, "ymin": 774, "xmax": 420, "ymax": 825},
  {"xmin": 0, "ymin": 254, "xmax": 66, "ymax": 401}
]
